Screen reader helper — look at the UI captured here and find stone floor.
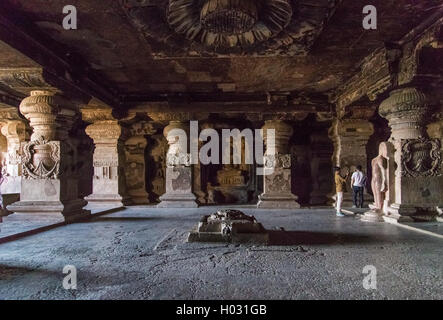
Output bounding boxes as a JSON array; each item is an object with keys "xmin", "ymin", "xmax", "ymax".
[{"xmin": 0, "ymin": 206, "xmax": 442, "ymax": 300}]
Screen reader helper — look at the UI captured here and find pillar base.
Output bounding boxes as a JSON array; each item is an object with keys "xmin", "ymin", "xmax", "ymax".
[
  {"xmin": 85, "ymin": 194, "xmax": 131, "ymax": 209},
  {"xmin": 0, "ymin": 193, "xmax": 20, "ymax": 216},
  {"xmin": 128, "ymin": 192, "xmax": 150, "ymax": 205},
  {"xmin": 361, "ymin": 208, "xmax": 384, "ymax": 222},
  {"xmin": 257, "ymin": 193, "xmax": 300, "ymax": 209},
  {"xmin": 7, "ymin": 199, "xmax": 90, "ymax": 223},
  {"xmin": 157, "ymin": 192, "xmax": 198, "ymax": 208},
  {"xmin": 309, "ymin": 191, "xmax": 329, "ymax": 206},
  {"xmin": 383, "ymin": 203, "xmax": 415, "ymax": 223}
]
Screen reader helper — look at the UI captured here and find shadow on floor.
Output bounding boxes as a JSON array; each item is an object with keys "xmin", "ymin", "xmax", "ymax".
[
  {"xmin": 89, "ymin": 216, "xmax": 158, "ymax": 222},
  {"xmin": 267, "ymin": 230, "xmax": 378, "ymax": 246}
]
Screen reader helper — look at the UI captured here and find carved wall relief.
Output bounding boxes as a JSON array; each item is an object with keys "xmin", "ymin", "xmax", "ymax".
[
  {"xmin": 266, "ymin": 173, "xmax": 291, "ymax": 193},
  {"xmin": 124, "ymin": 135, "xmax": 149, "ymax": 203},
  {"xmin": 147, "ymin": 134, "xmax": 167, "ymax": 202},
  {"xmin": 22, "ymin": 137, "xmax": 60, "ymax": 180},
  {"xmin": 264, "ymin": 154, "xmax": 291, "ymax": 169},
  {"xmin": 401, "ymin": 137, "xmax": 441, "ymax": 178},
  {"xmin": 171, "ymin": 167, "xmax": 192, "ymax": 191}
]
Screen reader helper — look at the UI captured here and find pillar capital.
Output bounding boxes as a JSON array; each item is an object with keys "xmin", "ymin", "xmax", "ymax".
[
  {"xmin": 19, "ymin": 90, "xmax": 77, "ymax": 141},
  {"xmin": 379, "ymin": 87, "xmax": 430, "ymax": 140},
  {"xmin": 163, "ymin": 120, "xmax": 189, "ymax": 141},
  {"xmin": 85, "ymin": 120, "xmax": 123, "ymax": 143},
  {"xmin": 262, "ymin": 120, "xmax": 293, "ymax": 155},
  {"xmin": 329, "ymin": 118, "xmax": 374, "ymax": 141},
  {"xmin": 1, "ymin": 120, "xmax": 26, "ymax": 148}
]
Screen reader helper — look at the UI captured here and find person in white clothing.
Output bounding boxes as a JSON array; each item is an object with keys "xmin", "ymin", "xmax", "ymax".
[{"xmin": 351, "ymin": 165, "xmax": 366, "ymax": 208}]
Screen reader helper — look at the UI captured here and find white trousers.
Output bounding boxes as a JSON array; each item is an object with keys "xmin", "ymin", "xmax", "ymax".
[{"xmin": 336, "ymin": 192, "xmax": 343, "ymax": 213}]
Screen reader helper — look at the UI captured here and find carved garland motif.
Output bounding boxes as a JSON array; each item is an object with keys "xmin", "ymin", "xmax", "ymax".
[
  {"xmin": 401, "ymin": 137, "xmax": 441, "ymax": 178},
  {"xmin": 22, "ymin": 138, "xmax": 60, "ymax": 180},
  {"xmin": 264, "ymin": 154, "xmax": 291, "ymax": 169},
  {"xmin": 167, "ymin": 153, "xmax": 192, "ymax": 167}
]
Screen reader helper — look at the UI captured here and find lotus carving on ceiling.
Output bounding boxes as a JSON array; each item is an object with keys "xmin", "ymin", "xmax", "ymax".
[
  {"xmin": 120, "ymin": 0, "xmax": 341, "ymax": 56},
  {"xmin": 167, "ymin": 0, "xmax": 293, "ymax": 50}
]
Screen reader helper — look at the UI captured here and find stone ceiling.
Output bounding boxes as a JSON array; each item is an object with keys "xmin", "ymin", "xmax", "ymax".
[{"xmin": 0, "ymin": 0, "xmax": 440, "ymax": 108}]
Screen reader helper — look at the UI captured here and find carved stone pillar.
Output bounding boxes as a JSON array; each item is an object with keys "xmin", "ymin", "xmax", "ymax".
[
  {"xmin": 83, "ymin": 111, "xmax": 130, "ymax": 208},
  {"xmin": 257, "ymin": 120, "xmax": 300, "ymax": 209},
  {"xmin": 328, "ymin": 119, "xmax": 374, "ymax": 207},
  {"xmin": 0, "ymin": 121, "xmax": 25, "ymax": 192},
  {"xmin": 158, "ymin": 121, "xmax": 198, "ymax": 208},
  {"xmin": 0, "ymin": 121, "xmax": 26, "ymax": 215},
  {"xmin": 379, "ymin": 87, "xmax": 442, "ymax": 221},
  {"xmin": 7, "ymin": 91, "xmax": 89, "ymax": 222}
]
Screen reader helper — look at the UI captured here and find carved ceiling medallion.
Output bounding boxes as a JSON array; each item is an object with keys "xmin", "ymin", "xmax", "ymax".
[
  {"xmin": 167, "ymin": 0, "xmax": 292, "ymax": 50},
  {"xmin": 121, "ymin": 0, "xmax": 339, "ymax": 57}
]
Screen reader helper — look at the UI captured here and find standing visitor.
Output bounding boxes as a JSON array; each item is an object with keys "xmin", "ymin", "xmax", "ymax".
[
  {"xmin": 351, "ymin": 165, "xmax": 366, "ymax": 208},
  {"xmin": 334, "ymin": 166, "xmax": 347, "ymax": 217}
]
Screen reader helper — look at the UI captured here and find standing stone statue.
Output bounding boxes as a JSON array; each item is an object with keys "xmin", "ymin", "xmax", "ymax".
[{"xmin": 362, "ymin": 143, "xmax": 388, "ymax": 222}]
